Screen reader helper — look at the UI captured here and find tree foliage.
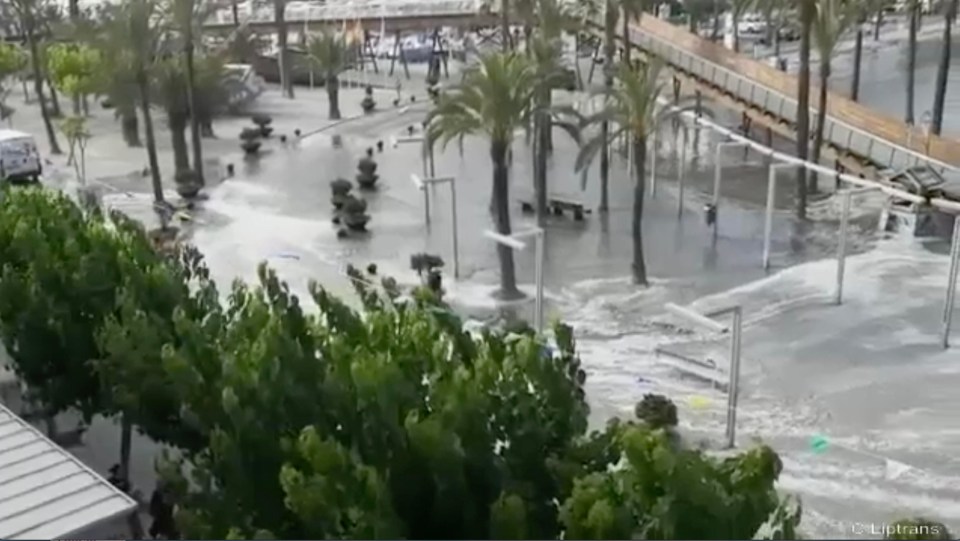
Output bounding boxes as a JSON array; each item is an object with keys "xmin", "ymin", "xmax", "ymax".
[{"xmin": 46, "ymin": 42, "xmax": 101, "ymax": 99}]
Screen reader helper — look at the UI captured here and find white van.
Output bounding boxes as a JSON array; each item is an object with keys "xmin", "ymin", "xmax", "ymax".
[{"xmin": 0, "ymin": 129, "xmax": 42, "ymax": 183}]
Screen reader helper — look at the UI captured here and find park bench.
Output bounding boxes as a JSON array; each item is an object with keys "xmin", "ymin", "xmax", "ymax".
[{"xmin": 519, "ymin": 196, "xmax": 591, "ymax": 221}]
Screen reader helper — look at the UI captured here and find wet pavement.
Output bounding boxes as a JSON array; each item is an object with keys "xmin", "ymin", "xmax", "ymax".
[
  {"xmin": 88, "ymin": 85, "xmax": 957, "ymax": 538},
  {"xmin": 3, "ymin": 49, "xmax": 959, "ymax": 537}
]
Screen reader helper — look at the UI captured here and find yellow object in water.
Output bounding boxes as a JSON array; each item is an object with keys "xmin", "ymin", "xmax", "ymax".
[{"xmin": 688, "ymin": 396, "xmax": 711, "ymax": 410}]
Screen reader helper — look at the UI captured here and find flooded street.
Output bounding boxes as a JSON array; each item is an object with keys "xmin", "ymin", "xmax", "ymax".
[{"xmin": 89, "ymin": 84, "xmax": 960, "ymax": 537}]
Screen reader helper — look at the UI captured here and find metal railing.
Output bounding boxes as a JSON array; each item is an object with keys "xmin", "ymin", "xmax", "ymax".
[
  {"xmin": 207, "ymin": 0, "xmax": 482, "ymax": 26},
  {"xmin": 622, "ymin": 24, "xmax": 957, "ymax": 175}
]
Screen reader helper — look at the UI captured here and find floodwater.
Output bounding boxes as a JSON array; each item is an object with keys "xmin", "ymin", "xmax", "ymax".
[{"xmin": 81, "ymin": 86, "xmax": 960, "ymax": 538}]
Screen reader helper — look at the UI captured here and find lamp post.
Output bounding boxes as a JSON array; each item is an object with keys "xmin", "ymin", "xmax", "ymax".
[
  {"xmin": 664, "ymin": 302, "xmax": 743, "ymax": 449},
  {"xmin": 394, "ymin": 134, "xmax": 436, "ymax": 224},
  {"xmin": 942, "ymin": 215, "xmax": 960, "ymax": 348},
  {"xmin": 836, "ymin": 186, "xmax": 880, "ymax": 305},
  {"xmin": 484, "ymin": 227, "xmax": 545, "ymax": 332},
  {"xmin": 412, "ymin": 174, "xmax": 460, "ymax": 279},
  {"xmin": 761, "ymin": 163, "xmax": 799, "ymax": 269},
  {"xmin": 710, "ymin": 141, "xmax": 750, "ymax": 229}
]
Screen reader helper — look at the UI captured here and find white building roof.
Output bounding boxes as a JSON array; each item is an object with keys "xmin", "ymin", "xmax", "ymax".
[{"xmin": 0, "ymin": 405, "xmax": 137, "ymax": 540}]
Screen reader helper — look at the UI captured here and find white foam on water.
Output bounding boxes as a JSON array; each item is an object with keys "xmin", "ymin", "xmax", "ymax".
[{"xmin": 556, "ymin": 238, "xmax": 960, "ymax": 534}]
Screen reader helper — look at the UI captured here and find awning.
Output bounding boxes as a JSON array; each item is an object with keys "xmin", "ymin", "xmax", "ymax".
[{"xmin": 0, "ymin": 404, "xmax": 138, "ymax": 540}]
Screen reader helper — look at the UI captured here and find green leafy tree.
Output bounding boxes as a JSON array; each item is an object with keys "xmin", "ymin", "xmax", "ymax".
[
  {"xmin": 151, "ymin": 265, "xmax": 600, "ymax": 539},
  {"xmin": 8, "ymin": 0, "xmax": 63, "ymax": 154},
  {"xmin": 61, "ymin": 115, "xmax": 91, "ymax": 184},
  {"xmin": 425, "ymin": 53, "xmax": 541, "ymax": 301},
  {"xmin": 576, "ymin": 60, "xmax": 667, "ymax": 286},
  {"xmin": 46, "ymin": 43, "xmax": 101, "ymax": 115},
  {"xmin": 560, "ymin": 425, "xmax": 789, "ymax": 539},
  {"xmin": 0, "ymin": 43, "xmax": 27, "ymax": 125},
  {"xmin": 306, "ymin": 31, "xmax": 352, "ymax": 120}
]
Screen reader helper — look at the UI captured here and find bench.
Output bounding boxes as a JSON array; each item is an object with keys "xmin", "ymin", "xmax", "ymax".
[{"xmin": 519, "ymin": 196, "xmax": 591, "ymax": 221}]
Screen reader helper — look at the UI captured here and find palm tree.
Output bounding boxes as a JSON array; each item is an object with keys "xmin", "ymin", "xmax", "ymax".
[
  {"xmin": 425, "ymin": 53, "xmax": 541, "ymax": 300},
  {"xmin": 758, "ymin": 0, "xmax": 788, "ymax": 59},
  {"xmin": 931, "ymin": 0, "xmax": 958, "ymax": 134},
  {"xmin": 155, "ymin": 58, "xmax": 192, "ymax": 174},
  {"xmin": 598, "ymin": 0, "xmax": 617, "ymax": 213},
  {"xmin": 102, "ymin": 0, "xmax": 166, "ymax": 205},
  {"xmin": 906, "ymin": 0, "xmax": 919, "ymax": 124},
  {"xmin": 809, "ymin": 0, "xmax": 860, "ymax": 193},
  {"xmin": 621, "ymin": 0, "xmax": 645, "ymax": 61},
  {"xmin": 169, "ymin": 0, "xmax": 206, "ymax": 184},
  {"xmin": 306, "ymin": 32, "xmax": 351, "ymax": 120},
  {"xmin": 529, "ymin": 0, "xmax": 579, "ymax": 223},
  {"xmin": 576, "ymin": 60, "xmax": 666, "ymax": 286},
  {"xmin": 794, "ymin": 0, "xmax": 814, "ymax": 219},
  {"xmin": 274, "ymin": 0, "xmax": 293, "ymax": 98},
  {"xmin": 849, "ymin": 0, "xmax": 885, "ymax": 102},
  {"xmin": 729, "ymin": 0, "xmax": 757, "ymax": 52},
  {"xmin": 10, "ymin": 0, "xmax": 62, "ymax": 154}
]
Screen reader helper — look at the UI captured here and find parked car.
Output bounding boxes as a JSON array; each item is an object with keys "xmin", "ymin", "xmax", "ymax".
[{"xmin": 0, "ymin": 129, "xmax": 42, "ymax": 183}]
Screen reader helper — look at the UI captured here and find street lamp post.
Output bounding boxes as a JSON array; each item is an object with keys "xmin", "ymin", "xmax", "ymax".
[
  {"xmin": 762, "ymin": 163, "xmax": 799, "ymax": 269},
  {"xmin": 941, "ymin": 215, "xmax": 960, "ymax": 348},
  {"xmin": 412, "ymin": 174, "xmax": 460, "ymax": 279},
  {"xmin": 836, "ymin": 186, "xmax": 880, "ymax": 305},
  {"xmin": 711, "ymin": 141, "xmax": 750, "ymax": 228},
  {"xmin": 484, "ymin": 227, "xmax": 545, "ymax": 332},
  {"xmin": 394, "ymin": 134, "xmax": 436, "ymax": 224},
  {"xmin": 664, "ymin": 302, "xmax": 743, "ymax": 449}
]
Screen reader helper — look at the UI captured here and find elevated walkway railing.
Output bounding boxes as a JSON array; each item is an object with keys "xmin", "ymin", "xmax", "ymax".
[
  {"xmin": 605, "ymin": 14, "xmax": 960, "ymax": 174},
  {"xmin": 207, "ymin": 0, "xmax": 482, "ymax": 27}
]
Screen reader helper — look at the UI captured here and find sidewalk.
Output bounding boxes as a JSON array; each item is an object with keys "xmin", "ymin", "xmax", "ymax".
[{"xmin": 3, "ymin": 82, "xmax": 404, "ymax": 194}]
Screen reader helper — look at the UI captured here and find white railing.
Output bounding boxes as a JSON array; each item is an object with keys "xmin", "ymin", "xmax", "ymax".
[{"xmin": 207, "ymin": 0, "xmax": 483, "ymax": 26}]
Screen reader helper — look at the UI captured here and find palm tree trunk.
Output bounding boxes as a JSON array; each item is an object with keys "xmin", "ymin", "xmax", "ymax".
[
  {"xmin": 491, "ymin": 139, "xmax": 522, "ymax": 299},
  {"xmin": 275, "ymin": 0, "xmax": 294, "ymax": 99},
  {"xmin": 631, "ymin": 135, "xmax": 648, "ymax": 286},
  {"xmin": 168, "ymin": 112, "xmax": 190, "ymax": 173},
  {"xmin": 137, "ymin": 72, "xmax": 164, "ymax": 203},
  {"xmin": 851, "ymin": 19, "xmax": 864, "ymax": 101},
  {"xmin": 26, "ymin": 22, "xmax": 61, "ymax": 154},
  {"xmin": 46, "ymin": 76, "xmax": 62, "ymax": 118},
  {"xmin": 501, "ymin": 0, "xmax": 511, "ymax": 51},
  {"xmin": 534, "ymin": 95, "xmax": 549, "ymax": 224},
  {"xmin": 327, "ymin": 75, "xmax": 341, "ymax": 119},
  {"xmin": 711, "ymin": 1, "xmax": 721, "ymax": 40},
  {"xmin": 121, "ymin": 108, "xmax": 142, "ymax": 147},
  {"xmin": 733, "ymin": 20, "xmax": 740, "ymax": 52},
  {"xmin": 794, "ymin": 0, "xmax": 812, "ymax": 219},
  {"xmin": 810, "ymin": 60, "xmax": 829, "ymax": 193},
  {"xmin": 599, "ymin": 0, "xmax": 615, "ymax": 213},
  {"xmin": 184, "ymin": 39, "xmax": 205, "ymax": 184},
  {"xmin": 622, "ymin": 12, "xmax": 630, "ymax": 63},
  {"xmin": 906, "ymin": 1, "xmax": 918, "ymax": 124},
  {"xmin": 931, "ymin": 0, "xmax": 957, "ymax": 135}
]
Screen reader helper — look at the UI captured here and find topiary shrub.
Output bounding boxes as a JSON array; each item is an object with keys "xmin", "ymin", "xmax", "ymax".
[{"xmin": 634, "ymin": 393, "xmax": 678, "ymax": 430}]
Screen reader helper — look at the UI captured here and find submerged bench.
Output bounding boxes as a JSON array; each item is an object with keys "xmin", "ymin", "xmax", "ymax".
[{"xmin": 519, "ymin": 196, "xmax": 591, "ymax": 221}]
